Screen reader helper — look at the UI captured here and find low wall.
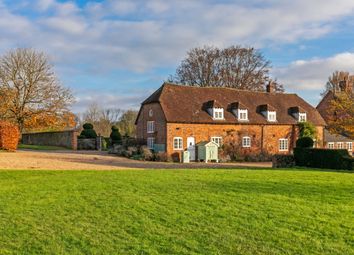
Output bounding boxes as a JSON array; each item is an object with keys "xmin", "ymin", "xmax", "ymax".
[{"xmin": 22, "ymin": 130, "xmax": 79, "ymax": 150}]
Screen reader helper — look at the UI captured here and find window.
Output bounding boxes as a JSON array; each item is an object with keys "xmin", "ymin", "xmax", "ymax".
[
  {"xmin": 337, "ymin": 142, "xmax": 344, "ymax": 149},
  {"xmin": 211, "ymin": 137, "xmax": 222, "ymax": 147},
  {"xmin": 173, "ymin": 137, "xmax": 183, "ymax": 150},
  {"xmin": 242, "ymin": 136, "xmax": 251, "ymax": 148},
  {"xmin": 238, "ymin": 109, "xmax": 248, "ymax": 121},
  {"xmin": 267, "ymin": 111, "xmax": 277, "ymax": 122},
  {"xmin": 298, "ymin": 113, "xmax": 307, "ymax": 122},
  {"xmin": 327, "ymin": 142, "xmax": 334, "ymax": 149},
  {"xmin": 149, "ymin": 109, "xmax": 153, "ymax": 117},
  {"xmin": 279, "ymin": 138, "xmax": 288, "ymax": 151},
  {"xmin": 147, "ymin": 121, "xmax": 154, "ymax": 133},
  {"xmin": 346, "ymin": 142, "xmax": 352, "ymax": 151},
  {"xmin": 213, "ymin": 108, "xmax": 224, "ymax": 120},
  {"xmin": 147, "ymin": 137, "xmax": 155, "ymax": 150}
]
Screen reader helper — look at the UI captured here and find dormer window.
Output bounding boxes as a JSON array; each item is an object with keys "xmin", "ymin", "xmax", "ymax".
[
  {"xmin": 298, "ymin": 112, "xmax": 307, "ymax": 122},
  {"xmin": 230, "ymin": 102, "xmax": 248, "ymax": 121},
  {"xmin": 289, "ymin": 106, "xmax": 307, "ymax": 122},
  {"xmin": 267, "ymin": 111, "xmax": 277, "ymax": 122},
  {"xmin": 238, "ymin": 109, "xmax": 248, "ymax": 121},
  {"xmin": 213, "ymin": 108, "xmax": 224, "ymax": 120}
]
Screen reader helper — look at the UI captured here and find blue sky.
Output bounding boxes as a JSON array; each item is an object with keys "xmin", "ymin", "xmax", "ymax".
[{"xmin": 1, "ymin": 0, "xmax": 354, "ymax": 112}]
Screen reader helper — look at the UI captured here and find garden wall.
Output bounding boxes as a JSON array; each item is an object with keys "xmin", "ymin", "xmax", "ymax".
[{"xmin": 22, "ymin": 130, "xmax": 79, "ymax": 150}]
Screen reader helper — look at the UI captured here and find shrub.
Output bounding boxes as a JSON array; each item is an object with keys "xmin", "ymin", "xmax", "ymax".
[
  {"xmin": 298, "ymin": 121, "xmax": 317, "ymax": 139},
  {"xmin": 272, "ymin": 154, "xmax": 295, "ymax": 168},
  {"xmin": 294, "ymin": 148, "xmax": 353, "ymax": 170},
  {"xmin": 110, "ymin": 125, "xmax": 122, "ymax": 145},
  {"xmin": 82, "ymin": 123, "xmax": 94, "ymax": 130},
  {"xmin": 140, "ymin": 146, "xmax": 153, "ymax": 161},
  {"xmin": 155, "ymin": 152, "xmax": 171, "ymax": 162},
  {"xmin": 0, "ymin": 121, "xmax": 20, "ymax": 151},
  {"xmin": 79, "ymin": 123, "xmax": 97, "ymax": 139},
  {"xmin": 296, "ymin": 137, "xmax": 314, "ymax": 148}
]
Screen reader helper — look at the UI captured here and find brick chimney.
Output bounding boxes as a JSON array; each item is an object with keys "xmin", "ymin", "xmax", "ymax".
[{"xmin": 266, "ymin": 81, "xmax": 276, "ymax": 93}]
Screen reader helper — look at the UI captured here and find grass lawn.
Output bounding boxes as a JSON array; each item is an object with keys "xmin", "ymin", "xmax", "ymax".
[
  {"xmin": 18, "ymin": 144, "xmax": 70, "ymax": 150},
  {"xmin": 0, "ymin": 169, "xmax": 353, "ymax": 254}
]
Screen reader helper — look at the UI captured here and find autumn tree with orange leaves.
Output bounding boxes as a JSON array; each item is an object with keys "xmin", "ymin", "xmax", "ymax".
[
  {"xmin": 328, "ymin": 92, "xmax": 354, "ymax": 138},
  {"xmin": 0, "ymin": 48, "xmax": 75, "ymax": 133}
]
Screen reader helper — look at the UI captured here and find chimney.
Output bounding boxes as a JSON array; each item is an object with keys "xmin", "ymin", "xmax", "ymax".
[{"xmin": 266, "ymin": 81, "xmax": 276, "ymax": 93}]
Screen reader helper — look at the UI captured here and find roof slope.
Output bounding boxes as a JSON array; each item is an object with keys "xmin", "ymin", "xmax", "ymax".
[
  {"xmin": 324, "ymin": 129, "xmax": 353, "ymax": 142},
  {"xmin": 141, "ymin": 83, "xmax": 326, "ymax": 125}
]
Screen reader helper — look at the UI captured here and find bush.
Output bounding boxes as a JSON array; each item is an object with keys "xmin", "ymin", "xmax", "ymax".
[
  {"xmin": 79, "ymin": 123, "xmax": 97, "ymax": 139},
  {"xmin": 0, "ymin": 121, "xmax": 20, "ymax": 151},
  {"xmin": 82, "ymin": 123, "xmax": 94, "ymax": 130},
  {"xmin": 272, "ymin": 154, "xmax": 295, "ymax": 168},
  {"xmin": 155, "ymin": 152, "xmax": 171, "ymax": 162},
  {"xmin": 110, "ymin": 126, "xmax": 122, "ymax": 145},
  {"xmin": 298, "ymin": 121, "xmax": 317, "ymax": 139},
  {"xmin": 294, "ymin": 148, "xmax": 353, "ymax": 170},
  {"xmin": 140, "ymin": 146, "xmax": 153, "ymax": 161},
  {"xmin": 296, "ymin": 137, "xmax": 314, "ymax": 148}
]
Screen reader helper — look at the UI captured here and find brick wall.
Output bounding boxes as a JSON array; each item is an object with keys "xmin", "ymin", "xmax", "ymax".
[
  {"xmin": 166, "ymin": 123, "xmax": 324, "ymax": 159},
  {"xmin": 22, "ymin": 130, "xmax": 79, "ymax": 150},
  {"xmin": 136, "ymin": 103, "xmax": 325, "ymax": 160},
  {"xmin": 136, "ymin": 103, "xmax": 167, "ymax": 146}
]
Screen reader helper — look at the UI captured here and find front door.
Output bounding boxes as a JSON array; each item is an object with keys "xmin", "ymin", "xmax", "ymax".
[{"xmin": 187, "ymin": 137, "xmax": 196, "ymax": 161}]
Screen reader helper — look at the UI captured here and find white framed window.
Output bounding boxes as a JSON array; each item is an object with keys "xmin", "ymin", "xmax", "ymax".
[
  {"xmin": 149, "ymin": 109, "xmax": 153, "ymax": 117},
  {"xmin": 147, "ymin": 121, "xmax": 155, "ymax": 133},
  {"xmin": 147, "ymin": 137, "xmax": 155, "ymax": 150},
  {"xmin": 242, "ymin": 136, "xmax": 251, "ymax": 148},
  {"xmin": 173, "ymin": 137, "xmax": 183, "ymax": 150},
  {"xmin": 337, "ymin": 142, "xmax": 344, "ymax": 149},
  {"xmin": 267, "ymin": 111, "xmax": 277, "ymax": 122},
  {"xmin": 327, "ymin": 142, "xmax": 334, "ymax": 149},
  {"xmin": 298, "ymin": 113, "xmax": 307, "ymax": 122},
  {"xmin": 211, "ymin": 137, "xmax": 222, "ymax": 147},
  {"xmin": 238, "ymin": 109, "xmax": 248, "ymax": 121},
  {"xmin": 213, "ymin": 108, "xmax": 224, "ymax": 120},
  {"xmin": 279, "ymin": 138, "xmax": 288, "ymax": 151},
  {"xmin": 346, "ymin": 142, "xmax": 352, "ymax": 151}
]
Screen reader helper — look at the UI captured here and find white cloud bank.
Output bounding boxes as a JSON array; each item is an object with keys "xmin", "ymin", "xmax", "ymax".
[
  {"xmin": 2, "ymin": 0, "xmax": 354, "ymax": 71},
  {"xmin": 1, "ymin": 0, "xmax": 354, "ymax": 109}
]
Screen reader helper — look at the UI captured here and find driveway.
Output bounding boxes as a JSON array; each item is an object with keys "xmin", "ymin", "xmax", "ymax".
[{"xmin": 0, "ymin": 150, "xmax": 272, "ymax": 170}]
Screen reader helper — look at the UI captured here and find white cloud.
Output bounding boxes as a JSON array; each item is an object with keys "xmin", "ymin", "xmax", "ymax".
[
  {"xmin": 1, "ymin": 0, "xmax": 354, "ymax": 71},
  {"xmin": 274, "ymin": 52, "xmax": 354, "ymax": 91},
  {"xmin": 272, "ymin": 52, "xmax": 354, "ymax": 105}
]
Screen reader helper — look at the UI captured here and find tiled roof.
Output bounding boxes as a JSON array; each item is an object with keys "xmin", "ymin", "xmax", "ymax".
[
  {"xmin": 324, "ymin": 129, "xmax": 353, "ymax": 142},
  {"xmin": 141, "ymin": 83, "xmax": 326, "ymax": 125}
]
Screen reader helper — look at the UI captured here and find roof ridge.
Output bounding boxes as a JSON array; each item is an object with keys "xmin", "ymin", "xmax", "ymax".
[{"xmin": 162, "ymin": 82, "xmax": 297, "ymax": 95}]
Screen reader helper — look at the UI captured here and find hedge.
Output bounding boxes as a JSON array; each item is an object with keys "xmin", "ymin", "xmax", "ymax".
[
  {"xmin": 294, "ymin": 148, "xmax": 353, "ymax": 170},
  {"xmin": 0, "ymin": 121, "xmax": 20, "ymax": 151}
]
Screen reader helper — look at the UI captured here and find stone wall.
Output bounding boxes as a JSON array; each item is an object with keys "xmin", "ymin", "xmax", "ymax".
[{"xmin": 22, "ymin": 130, "xmax": 79, "ymax": 150}]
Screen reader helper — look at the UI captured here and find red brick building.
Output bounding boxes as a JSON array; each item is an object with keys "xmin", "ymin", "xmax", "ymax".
[{"xmin": 136, "ymin": 83, "xmax": 326, "ymax": 161}]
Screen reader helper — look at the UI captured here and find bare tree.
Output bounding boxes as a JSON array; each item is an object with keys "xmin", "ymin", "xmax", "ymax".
[
  {"xmin": 323, "ymin": 71, "xmax": 354, "ymax": 96},
  {"xmin": 116, "ymin": 110, "xmax": 138, "ymax": 137},
  {"xmin": 0, "ymin": 48, "xmax": 74, "ymax": 132},
  {"xmin": 169, "ymin": 45, "xmax": 284, "ymax": 92},
  {"xmin": 82, "ymin": 103, "xmax": 122, "ymax": 136}
]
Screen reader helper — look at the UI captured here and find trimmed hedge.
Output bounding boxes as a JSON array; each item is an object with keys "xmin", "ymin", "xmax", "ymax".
[
  {"xmin": 0, "ymin": 121, "xmax": 20, "ymax": 151},
  {"xmin": 79, "ymin": 123, "xmax": 97, "ymax": 139},
  {"xmin": 296, "ymin": 137, "xmax": 314, "ymax": 148},
  {"xmin": 272, "ymin": 154, "xmax": 295, "ymax": 168},
  {"xmin": 110, "ymin": 126, "xmax": 122, "ymax": 145},
  {"xmin": 294, "ymin": 148, "xmax": 353, "ymax": 170}
]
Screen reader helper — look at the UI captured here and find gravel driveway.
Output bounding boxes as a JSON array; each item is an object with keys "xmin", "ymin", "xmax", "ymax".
[{"xmin": 0, "ymin": 150, "xmax": 272, "ymax": 170}]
